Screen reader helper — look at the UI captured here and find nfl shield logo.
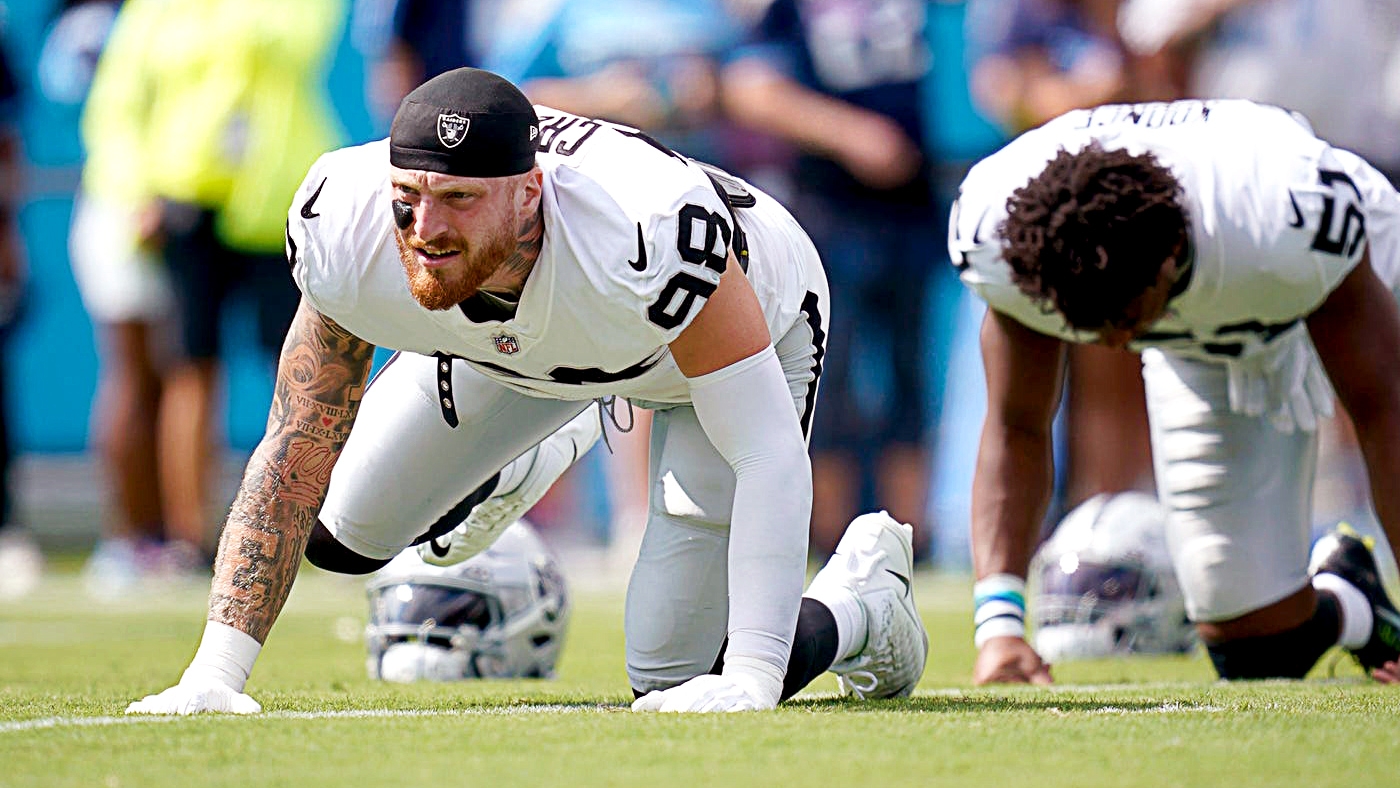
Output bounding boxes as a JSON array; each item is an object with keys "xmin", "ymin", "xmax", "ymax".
[
  {"xmin": 437, "ymin": 112, "xmax": 469, "ymax": 148},
  {"xmin": 492, "ymin": 333, "xmax": 520, "ymax": 355}
]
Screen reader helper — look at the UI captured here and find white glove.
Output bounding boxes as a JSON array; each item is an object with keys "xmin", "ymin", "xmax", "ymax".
[
  {"xmin": 125, "ymin": 675, "xmax": 262, "ymax": 715},
  {"xmin": 126, "ymin": 621, "xmax": 263, "ymax": 715},
  {"xmin": 1226, "ymin": 330, "xmax": 1334, "ymax": 434},
  {"xmin": 631, "ymin": 667, "xmax": 782, "ymax": 713},
  {"xmin": 1270, "ymin": 335, "xmax": 1334, "ymax": 433}
]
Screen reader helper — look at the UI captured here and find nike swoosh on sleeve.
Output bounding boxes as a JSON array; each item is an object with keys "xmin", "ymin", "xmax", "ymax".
[
  {"xmin": 627, "ymin": 223, "xmax": 647, "ymax": 271},
  {"xmin": 301, "ymin": 177, "xmax": 328, "ymax": 219},
  {"xmin": 970, "ymin": 207, "xmax": 990, "ymax": 244},
  {"xmin": 1286, "ymin": 190, "xmax": 1305, "ymax": 228}
]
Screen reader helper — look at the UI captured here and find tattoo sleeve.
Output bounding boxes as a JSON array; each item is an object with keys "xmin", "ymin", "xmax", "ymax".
[{"xmin": 207, "ymin": 299, "xmax": 374, "ymax": 643}]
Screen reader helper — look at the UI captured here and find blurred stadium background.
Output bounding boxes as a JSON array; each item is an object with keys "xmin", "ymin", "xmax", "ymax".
[
  {"xmin": 2, "ymin": 0, "xmax": 1398, "ymax": 589},
  {"xmin": 0, "ymin": 0, "xmax": 1007, "ymax": 564}
]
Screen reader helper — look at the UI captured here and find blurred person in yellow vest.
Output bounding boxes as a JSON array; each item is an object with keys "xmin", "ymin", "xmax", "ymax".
[
  {"xmin": 82, "ymin": 0, "xmax": 346, "ymax": 590},
  {"xmin": 48, "ymin": 0, "xmax": 176, "ymax": 595}
]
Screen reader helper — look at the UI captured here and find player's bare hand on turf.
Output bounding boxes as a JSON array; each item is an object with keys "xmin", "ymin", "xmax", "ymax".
[
  {"xmin": 973, "ymin": 636, "xmax": 1053, "ymax": 686},
  {"xmin": 125, "ymin": 677, "xmax": 262, "ymax": 715},
  {"xmin": 631, "ymin": 672, "xmax": 780, "ymax": 713},
  {"xmin": 1371, "ymin": 660, "xmax": 1400, "ymax": 684}
]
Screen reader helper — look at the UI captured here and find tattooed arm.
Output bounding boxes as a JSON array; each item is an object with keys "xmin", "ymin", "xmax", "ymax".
[
  {"xmin": 209, "ymin": 298, "xmax": 375, "ymax": 641},
  {"xmin": 127, "ymin": 299, "xmax": 373, "ymax": 715}
]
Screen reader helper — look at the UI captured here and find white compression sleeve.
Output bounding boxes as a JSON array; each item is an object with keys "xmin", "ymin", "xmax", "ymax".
[{"xmin": 687, "ymin": 346, "xmax": 812, "ymax": 690}]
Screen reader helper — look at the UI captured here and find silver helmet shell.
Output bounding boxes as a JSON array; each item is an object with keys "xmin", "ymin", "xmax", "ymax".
[
  {"xmin": 366, "ymin": 520, "xmax": 569, "ymax": 681},
  {"xmin": 1031, "ymin": 492, "xmax": 1196, "ymax": 662}
]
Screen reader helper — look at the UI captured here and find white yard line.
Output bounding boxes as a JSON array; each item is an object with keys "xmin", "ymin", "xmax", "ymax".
[
  {"xmin": 0, "ymin": 704, "xmax": 620, "ymax": 734},
  {"xmin": 0, "ymin": 690, "xmax": 1236, "ymax": 734}
]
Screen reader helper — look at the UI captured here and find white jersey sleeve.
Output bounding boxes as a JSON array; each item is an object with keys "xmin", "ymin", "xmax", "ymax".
[
  {"xmin": 534, "ymin": 108, "xmax": 736, "ymax": 348},
  {"xmin": 636, "ymin": 183, "xmax": 735, "ymax": 344},
  {"xmin": 286, "ymin": 139, "xmax": 397, "ymax": 327},
  {"xmin": 543, "ymin": 164, "xmax": 733, "ymax": 348}
]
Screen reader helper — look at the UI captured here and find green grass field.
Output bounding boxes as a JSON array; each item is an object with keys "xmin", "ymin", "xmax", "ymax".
[{"xmin": 2, "ymin": 565, "xmax": 1396, "ymax": 788}]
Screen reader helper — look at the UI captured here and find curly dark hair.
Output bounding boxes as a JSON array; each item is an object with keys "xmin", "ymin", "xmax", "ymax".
[{"xmin": 998, "ymin": 141, "xmax": 1187, "ymax": 331}]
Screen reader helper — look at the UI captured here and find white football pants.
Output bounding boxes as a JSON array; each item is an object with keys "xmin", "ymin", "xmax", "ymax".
[
  {"xmin": 1143, "ymin": 348, "xmax": 1319, "ymax": 622},
  {"xmin": 318, "ymin": 300, "xmax": 828, "ymax": 693}
]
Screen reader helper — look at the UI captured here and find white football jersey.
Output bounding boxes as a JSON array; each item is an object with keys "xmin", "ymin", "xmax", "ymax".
[
  {"xmin": 950, "ymin": 99, "xmax": 1400, "ymax": 361},
  {"xmin": 286, "ymin": 107, "xmax": 814, "ymax": 402}
]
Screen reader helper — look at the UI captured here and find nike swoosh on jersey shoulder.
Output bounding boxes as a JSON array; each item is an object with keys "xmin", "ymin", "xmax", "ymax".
[
  {"xmin": 627, "ymin": 222, "xmax": 647, "ymax": 271},
  {"xmin": 301, "ymin": 177, "xmax": 328, "ymax": 219}
]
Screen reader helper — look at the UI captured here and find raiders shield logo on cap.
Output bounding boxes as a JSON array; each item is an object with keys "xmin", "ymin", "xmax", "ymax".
[{"xmin": 437, "ymin": 112, "xmax": 470, "ymax": 148}]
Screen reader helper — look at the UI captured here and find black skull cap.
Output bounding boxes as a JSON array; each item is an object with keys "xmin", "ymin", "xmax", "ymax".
[{"xmin": 389, "ymin": 68, "xmax": 539, "ymax": 178}]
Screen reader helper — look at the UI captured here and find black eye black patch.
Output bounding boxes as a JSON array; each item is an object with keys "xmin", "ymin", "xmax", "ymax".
[{"xmin": 392, "ymin": 200, "xmax": 414, "ymax": 230}]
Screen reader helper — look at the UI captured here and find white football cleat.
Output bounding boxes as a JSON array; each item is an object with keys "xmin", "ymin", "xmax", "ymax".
[
  {"xmin": 807, "ymin": 511, "xmax": 928, "ymax": 698},
  {"xmin": 419, "ymin": 405, "xmax": 602, "ymax": 566}
]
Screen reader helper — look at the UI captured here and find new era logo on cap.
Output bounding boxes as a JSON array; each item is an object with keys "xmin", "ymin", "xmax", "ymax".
[{"xmin": 437, "ymin": 112, "xmax": 469, "ymax": 148}]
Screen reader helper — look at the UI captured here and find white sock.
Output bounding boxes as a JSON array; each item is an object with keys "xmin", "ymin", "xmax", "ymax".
[
  {"xmin": 1313, "ymin": 572, "xmax": 1373, "ymax": 649},
  {"xmin": 804, "ymin": 584, "xmax": 867, "ymax": 663}
]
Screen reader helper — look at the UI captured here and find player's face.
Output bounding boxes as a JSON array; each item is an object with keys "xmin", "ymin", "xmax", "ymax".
[
  {"xmin": 1095, "ymin": 252, "xmax": 1187, "ymax": 349},
  {"xmin": 389, "ymin": 167, "xmax": 525, "ymax": 310}
]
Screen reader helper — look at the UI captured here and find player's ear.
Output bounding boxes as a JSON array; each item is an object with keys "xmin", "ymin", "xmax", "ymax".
[{"xmin": 517, "ymin": 166, "xmax": 543, "ymax": 216}]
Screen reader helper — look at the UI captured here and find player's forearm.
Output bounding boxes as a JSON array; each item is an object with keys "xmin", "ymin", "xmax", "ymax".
[
  {"xmin": 970, "ymin": 421, "xmax": 1054, "ymax": 581},
  {"xmin": 974, "ymin": 311, "xmax": 1062, "ymax": 581},
  {"xmin": 689, "ymin": 348, "xmax": 810, "ymax": 680},
  {"xmin": 206, "ymin": 437, "xmax": 327, "ymax": 643},
  {"xmin": 721, "ymin": 60, "xmax": 891, "ymax": 160},
  {"xmin": 725, "ymin": 449, "xmax": 811, "ymax": 677},
  {"xmin": 206, "ymin": 303, "xmax": 373, "ymax": 643},
  {"xmin": 1350, "ymin": 407, "xmax": 1400, "ymax": 559}
]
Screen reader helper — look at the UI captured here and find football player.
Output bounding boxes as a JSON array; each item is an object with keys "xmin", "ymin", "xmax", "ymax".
[
  {"xmin": 126, "ymin": 68, "xmax": 927, "ymax": 715},
  {"xmin": 950, "ymin": 99, "xmax": 1400, "ymax": 685}
]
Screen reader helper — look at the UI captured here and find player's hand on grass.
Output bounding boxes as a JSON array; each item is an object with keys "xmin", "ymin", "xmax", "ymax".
[
  {"xmin": 125, "ymin": 676, "xmax": 261, "ymax": 715},
  {"xmin": 973, "ymin": 636, "xmax": 1053, "ymax": 686},
  {"xmin": 1371, "ymin": 660, "xmax": 1400, "ymax": 684},
  {"xmin": 632, "ymin": 670, "xmax": 781, "ymax": 713}
]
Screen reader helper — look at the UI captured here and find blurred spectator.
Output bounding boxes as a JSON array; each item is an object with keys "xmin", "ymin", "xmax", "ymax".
[
  {"xmin": 723, "ymin": 0, "xmax": 939, "ymax": 561},
  {"xmin": 1119, "ymin": 0, "xmax": 1400, "ymax": 179},
  {"xmin": 82, "ymin": 0, "xmax": 345, "ymax": 587},
  {"xmin": 490, "ymin": 0, "xmax": 741, "ymax": 164},
  {"xmin": 0, "ymin": 18, "xmax": 36, "ymax": 600},
  {"xmin": 36, "ymin": 0, "xmax": 121, "ymax": 106},
  {"xmin": 965, "ymin": 0, "xmax": 1156, "ymax": 513},
  {"xmin": 355, "ymin": 0, "xmax": 513, "ymax": 126},
  {"xmin": 920, "ymin": 0, "xmax": 1012, "ymax": 570},
  {"xmin": 41, "ymin": 0, "xmax": 184, "ymax": 595},
  {"xmin": 966, "ymin": 0, "xmax": 1127, "ymax": 129}
]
